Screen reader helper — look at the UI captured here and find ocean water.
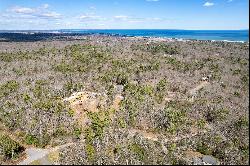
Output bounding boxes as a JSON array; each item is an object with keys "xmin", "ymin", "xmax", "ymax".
[
  {"xmin": 59, "ymin": 29, "xmax": 249, "ymax": 42},
  {"xmin": 0, "ymin": 29, "xmax": 248, "ymax": 42}
]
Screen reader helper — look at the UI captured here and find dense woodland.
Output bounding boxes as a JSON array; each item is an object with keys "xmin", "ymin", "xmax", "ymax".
[{"xmin": 0, "ymin": 35, "xmax": 249, "ymax": 165}]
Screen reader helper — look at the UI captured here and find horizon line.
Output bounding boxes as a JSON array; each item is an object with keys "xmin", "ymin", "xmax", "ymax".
[{"xmin": 0, "ymin": 28, "xmax": 249, "ymax": 31}]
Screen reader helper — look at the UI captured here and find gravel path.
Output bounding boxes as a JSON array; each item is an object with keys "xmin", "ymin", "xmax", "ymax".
[
  {"xmin": 18, "ymin": 142, "xmax": 76, "ymax": 165},
  {"xmin": 18, "ymin": 148, "xmax": 49, "ymax": 165}
]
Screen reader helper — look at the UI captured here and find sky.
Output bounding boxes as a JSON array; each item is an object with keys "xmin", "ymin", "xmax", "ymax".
[{"xmin": 0, "ymin": 0, "xmax": 249, "ymax": 30}]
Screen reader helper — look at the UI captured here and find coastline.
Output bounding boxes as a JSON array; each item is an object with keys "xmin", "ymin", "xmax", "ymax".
[
  {"xmin": 125, "ymin": 35, "xmax": 248, "ymax": 43},
  {"xmin": 0, "ymin": 30, "xmax": 248, "ymax": 43}
]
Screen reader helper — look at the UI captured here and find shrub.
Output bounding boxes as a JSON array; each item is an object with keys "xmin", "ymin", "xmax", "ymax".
[
  {"xmin": 87, "ymin": 111, "xmax": 110, "ymax": 140},
  {"xmin": 34, "ymin": 99, "xmax": 65, "ymax": 113},
  {"xmin": 0, "ymin": 80, "xmax": 19, "ymax": 98},
  {"xmin": 156, "ymin": 79, "xmax": 167, "ymax": 92},
  {"xmin": 0, "ymin": 134, "xmax": 24, "ymax": 159},
  {"xmin": 168, "ymin": 143, "xmax": 177, "ymax": 153},
  {"xmin": 54, "ymin": 62, "xmax": 75, "ymax": 73},
  {"xmin": 86, "ymin": 144, "xmax": 95, "ymax": 161},
  {"xmin": 197, "ymin": 119, "xmax": 206, "ymax": 129},
  {"xmin": 24, "ymin": 134, "xmax": 39, "ymax": 146},
  {"xmin": 118, "ymin": 117, "xmax": 127, "ymax": 128},
  {"xmin": 22, "ymin": 93, "xmax": 31, "ymax": 103},
  {"xmin": 196, "ymin": 141, "xmax": 212, "ymax": 155},
  {"xmin": 234, "ymin": 116, "xmax": 249, "ymax": 129},
  {"xmin": 63, "ymin": 82, "xmax": 84, "ymax": 94},
  {"xmin": 116, "ymin": 73, "xmax": 128, "ymax": 86},
  {"xmin": 0, "ymin": 52, "xmax": 32, "ymax": 62},
  {"xmin": 233, "ymin": 91, "xmax": 240, "ymax": 97},
  {"xmin": 0, "ymin": 53, "xmax": 13, "ymax": 62},
  {"xmin": 73, "ymin": 127, "xmax": 82, "ymax": 139},
  {"xmin": 129, "ymin": 143, "xmax": 146, "ymax": 161},
  {"xmin": 206, "ymin": 108, "xmax": 229, "ymax": 122},
  {"xmin": 241, "ymin": 75, "xmax": 249, "ymax": 85},
  {"xmin": 162, "ymin": 107, "xmax": 186, "ymax": 134},
  {"xmin": 232, "ymin": 69, "xmax": 241, "ymax": 75}
]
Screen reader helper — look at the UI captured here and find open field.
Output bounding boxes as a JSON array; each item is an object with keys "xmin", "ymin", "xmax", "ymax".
[{"xmin": 0, "ymin": 34, "xmax": 249, "ymax": 165}]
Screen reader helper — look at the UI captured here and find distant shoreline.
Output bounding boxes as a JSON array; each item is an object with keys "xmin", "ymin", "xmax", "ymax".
[{"xmin": 0, "ymin": 31, "xmax": 248, "ymax": 43}]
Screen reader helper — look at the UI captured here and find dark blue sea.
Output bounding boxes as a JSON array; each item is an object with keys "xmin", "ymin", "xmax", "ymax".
[{"xmin": 59, "ymin": 29, "xmax": 249, "ymax": 42}]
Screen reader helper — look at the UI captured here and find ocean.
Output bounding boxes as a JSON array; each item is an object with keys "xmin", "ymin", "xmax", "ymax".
[
  {"xmin": 58, "ymin": 29, "xmax": 249, "ymax": 42},
  {"xmin": 0, "ymin": 29, "xmax": 248, "ymax": 42}
]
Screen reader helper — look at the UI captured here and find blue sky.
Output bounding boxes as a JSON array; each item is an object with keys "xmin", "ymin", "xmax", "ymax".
[{"xmin": 0, "ymin": 0, "xmax": 249, "ymax": 30}]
